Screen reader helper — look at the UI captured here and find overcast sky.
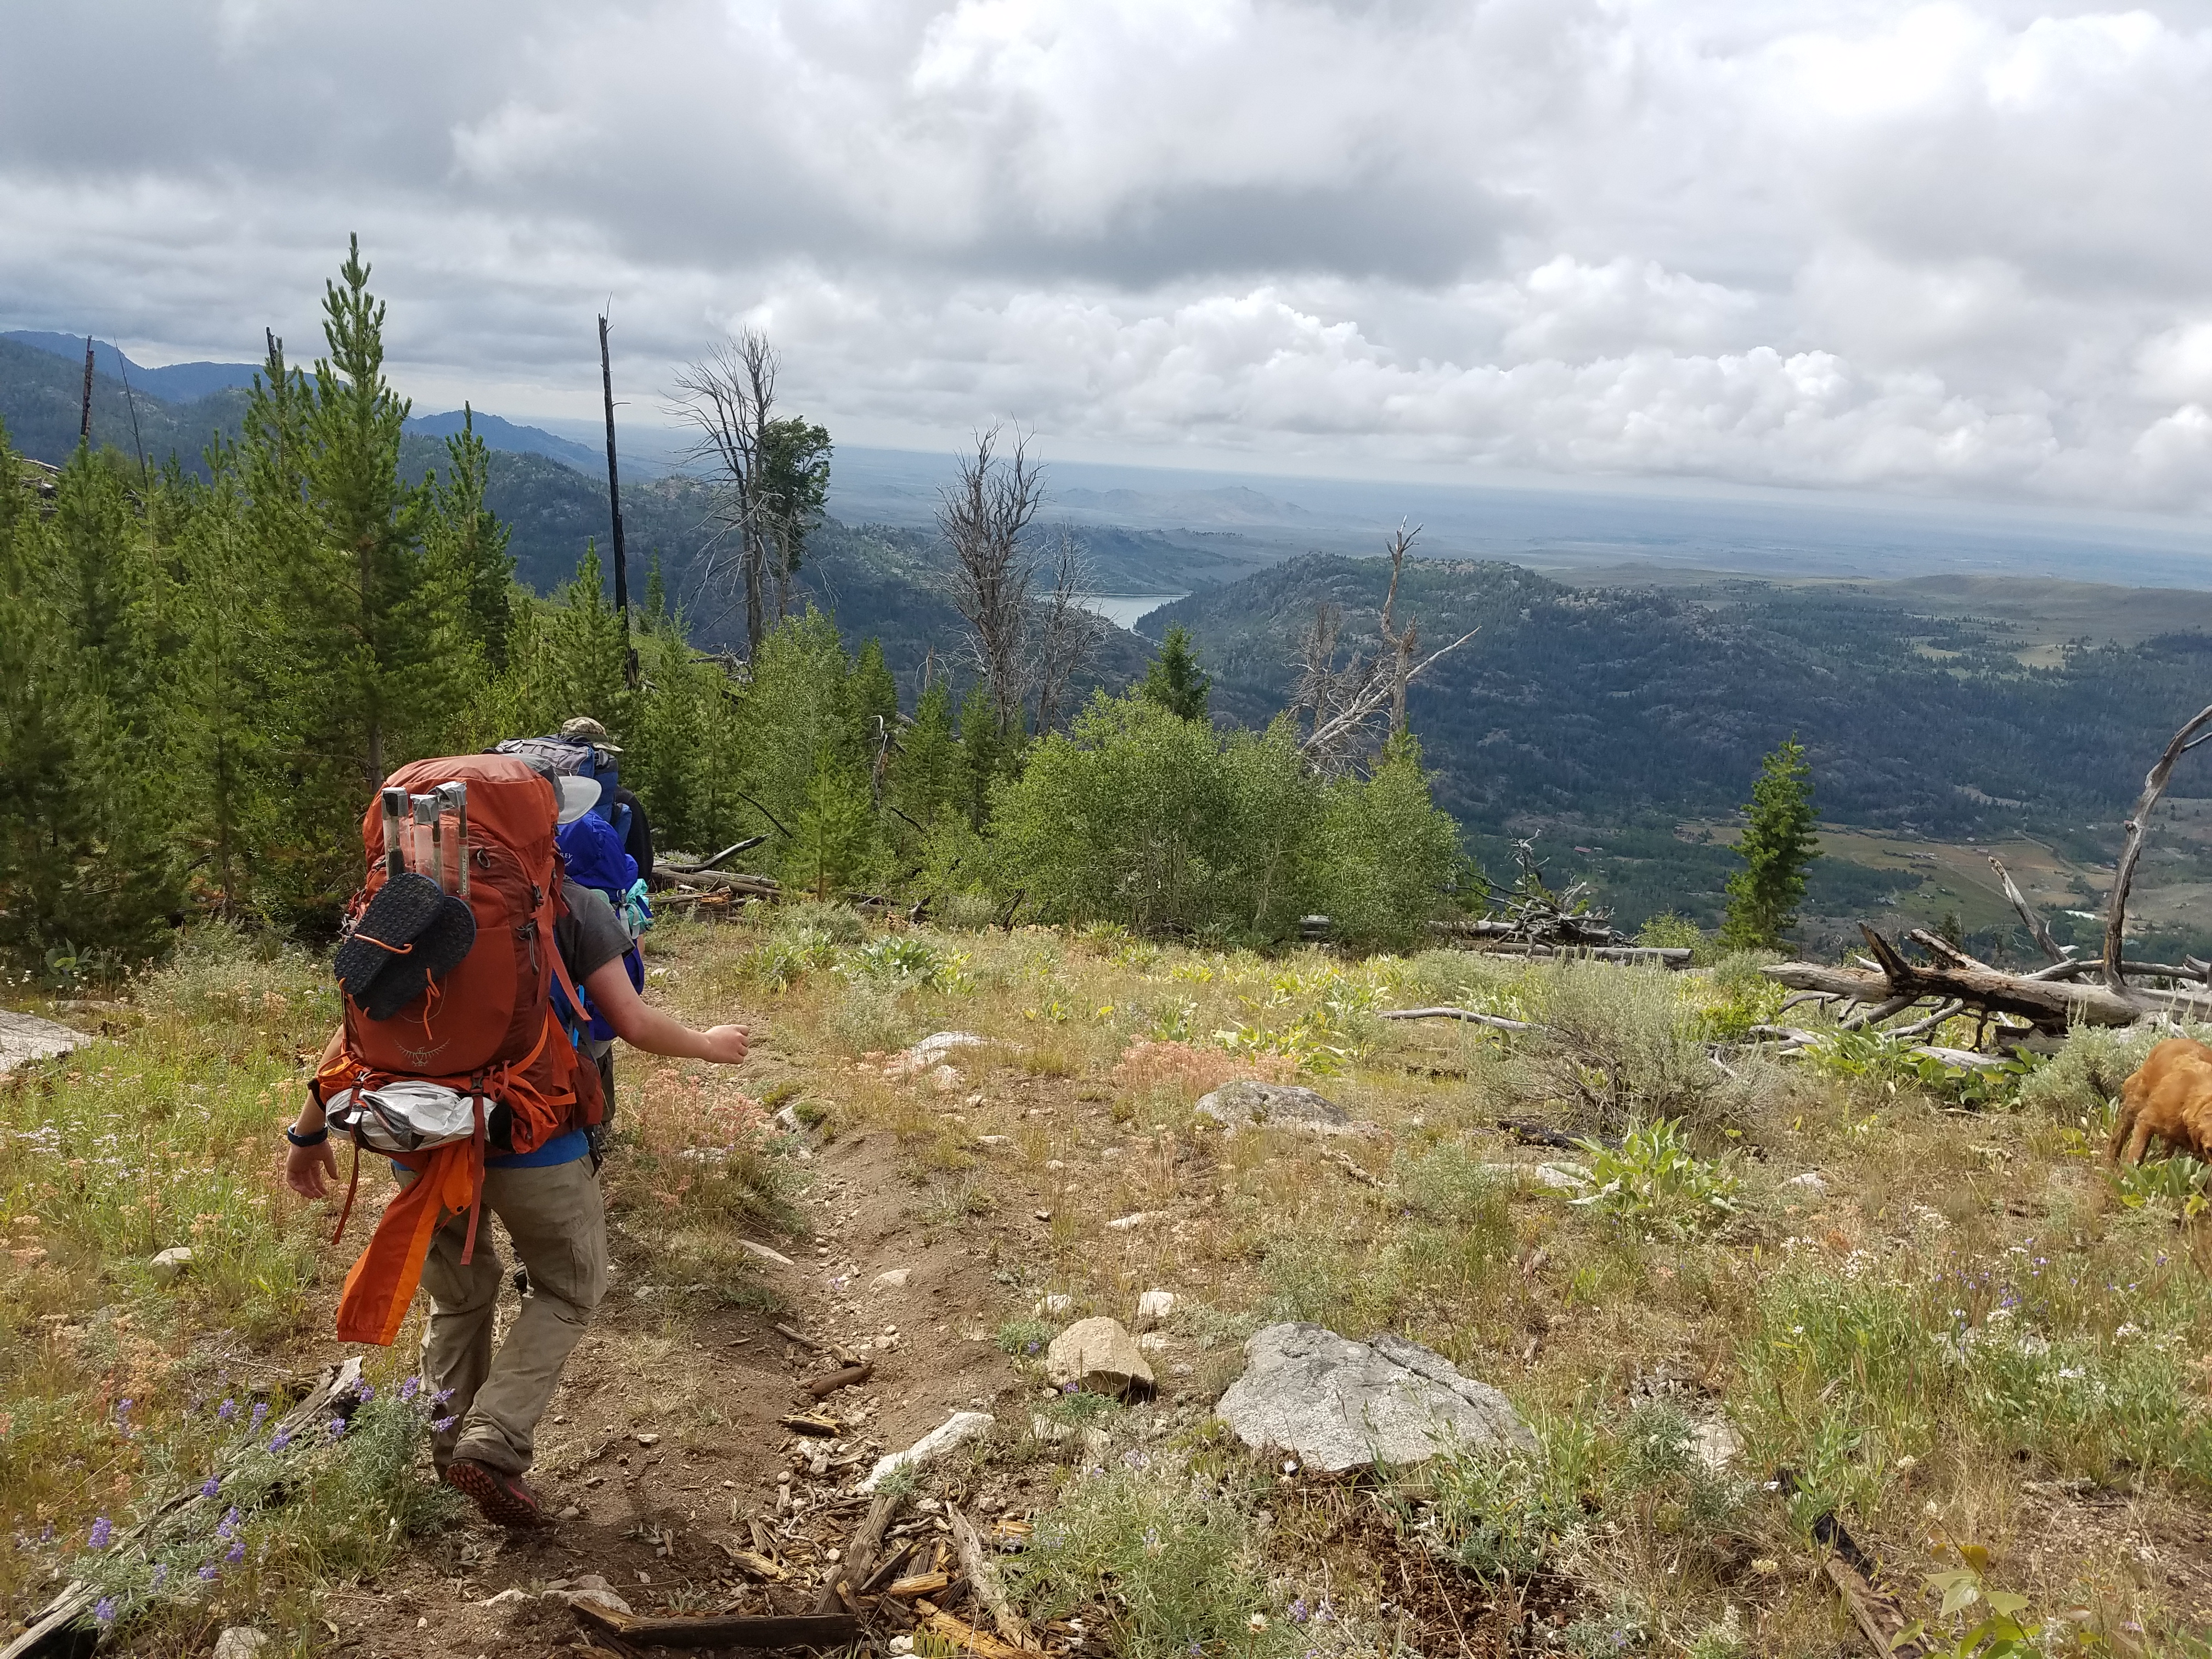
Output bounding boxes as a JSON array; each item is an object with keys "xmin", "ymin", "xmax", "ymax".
[{"xmin": 7, "ymin": 1, "xmax": 2212, "ymax": 513}]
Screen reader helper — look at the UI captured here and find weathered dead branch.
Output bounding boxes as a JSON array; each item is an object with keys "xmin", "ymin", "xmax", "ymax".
[{"xmin": 1763, "ymin": 925, "xmax": 2212, "ymax": 1034}]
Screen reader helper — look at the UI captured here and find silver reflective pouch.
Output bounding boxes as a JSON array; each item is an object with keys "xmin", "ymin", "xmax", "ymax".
[{"xmin": 325, "ymin": 1079, "xmax": 479, "ymax": 1155}]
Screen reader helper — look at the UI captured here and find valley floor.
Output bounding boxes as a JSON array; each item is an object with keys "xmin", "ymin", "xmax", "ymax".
[{"xmin": 4, "ymin": 915, "xmax": 2211, "ymax": 1656}]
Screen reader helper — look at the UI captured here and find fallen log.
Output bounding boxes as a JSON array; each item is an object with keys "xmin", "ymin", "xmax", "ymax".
[
  {"xmin": 1380, "ymin": 1007, "xmax": 1536, "ymax": 1032},
  {"xmin": 571, "ymin": 1605, "xmax": 859, "ymax": 1651},
  {"xmin": 665, "ymin": 868, "xmax": 781, "ymax": 898},
  {"xmin": 1426, "ymin": 935, "xmax": 1693, "ymax": 968},
  {"xmin": 1762, "ymin": 925, "xmax": 2210, "ymax": 1032},
  {"xmin": 659, "ymin": 836, "xmax": 768, "ymax": 878},
  {"xmin": 950, "ymin": 1506, "xmax": 1035, "ymax": 1652},
  {"xmin": 919, "ymin": 1607, "xmax": 1043, "ymax": 1659},
  {"xmin": 816, "ymin": 1489, "xmax": 904, "ymax": 1615}
]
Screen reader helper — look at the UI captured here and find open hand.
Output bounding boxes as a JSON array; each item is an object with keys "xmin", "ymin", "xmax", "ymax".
[{"xmin": 285, "ymin": 1137, "xmax": 338, "ymax": 1199}]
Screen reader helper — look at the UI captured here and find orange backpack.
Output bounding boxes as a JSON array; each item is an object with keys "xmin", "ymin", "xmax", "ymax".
[{"xmin": 312, "ymin": 754, "xmax": 606, "ymax": 1345}]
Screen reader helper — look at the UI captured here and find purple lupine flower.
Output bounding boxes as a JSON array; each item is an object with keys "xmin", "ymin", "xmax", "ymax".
[
  {"xmin": 114, "ymin": 1398, "xmax": 132, "ymax": 1418},
  {"xmin": 432, "ymin": 1387, "xmax": 454, "ymax": 1405},
  {"xmin": 399, "ymin": 1376, "xmax": 420, "ymax": 1403},
  {"xmin": 87, "ymin": 1517, "xmax": 112, "ymax": 1550},
  {"xmin": 198, "ymin": 1564, "xmax": 218, "ymax": 1582},
  {"xmin": 225, "ymin": 1538, "xmax": 245, "ymax": 1564},
  {"xmin": 269, "ymin": 1430, "xmax": 291, "ymax": 1452},
  {"xmin": 250, "ymin": 1402, "xmax": 268, "ymax": 1429},
  {"xmin": 1289, "ymin": 1600, "xmax": 1308, "ymax": 1624},
  {"xmin": 357, "ymin": 1382, "xmax": 374, "ymax": 1404},
  {"xmin": 93, "ymin": 1596, "xmax": 116, "ymax": 1623},
  {"xmin": 325, "ymin": 1418, "xmax": 346, "ymax": 1440},
  {"xmin": 432, "ymin": 1415, "xmax": 456, "ymax": 1432},
  {"xmin": 215, "ymin": 1507, "xmax": 239, "ymax": 1541},
  {"xmin": 217, "ymin": 1398, "xmax": 236, "ymax": 1423},
  {"xmin": 151, "ymin": 1564, "xmax": 167, "ymax": 1589},
  {"xmin": 200, "ymin": 1476, "xmax": 220, "ymax": 1499}
]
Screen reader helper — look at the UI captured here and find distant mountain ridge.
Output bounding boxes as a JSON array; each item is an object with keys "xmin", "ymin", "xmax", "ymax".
[
  {"xmin": 1, "ymin": 331, "xmax": 596, "ymax": 472},
  {"xmin": 1, "ymin": 330, "xmax": 262, "ymax": 403}
]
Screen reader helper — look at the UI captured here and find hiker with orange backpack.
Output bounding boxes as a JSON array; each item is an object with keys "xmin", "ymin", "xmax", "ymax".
[{"xmin": 281, "ymin": 754, "xmax": 747, "ymax": 1527}]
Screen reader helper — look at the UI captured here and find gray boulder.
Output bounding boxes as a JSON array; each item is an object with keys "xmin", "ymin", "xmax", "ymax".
[
  {"xmin": 1215, "ymin": 1322, "xmax": 1534, "ymax": 1472},
  {"xmin": 1046, "ymin": 1316, "xmax": 1154, "ymax": 1397},
  {"xmin": 0, "ymin": 1009, "xmax": 80, "ymax": 1075},
  {"xmin": 1193, "ymin": 1080, "xmax": 1362, "ymax": 1135}
]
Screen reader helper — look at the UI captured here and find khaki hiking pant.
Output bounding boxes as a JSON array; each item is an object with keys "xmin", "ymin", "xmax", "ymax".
[{"xmin": 407, "ymin": 1156, "xmax": 607, "ymax": 1477}]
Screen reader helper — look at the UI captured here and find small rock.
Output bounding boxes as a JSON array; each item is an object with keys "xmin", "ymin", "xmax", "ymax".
[
  {"xmin": 775, "ymin": 1103, "xmax": 802, "ymax": 1132},
  {"xmin": 559, "ymin": 1575, "xmax": 634, "ymax": 1616},
  {"xmin": 1134, "ymin": 1289, "xmax": 1176, "ymax": 1331},
  {"xmin": 1045, "ymin": 1158, "xmax": 1065, "ymax": 1171},
  {"xmin": 1193, "ymin": 1080, "xmax": 1367, "ymax": 1136},
  {"xmin": 1105, "ymin": 1211, "xmax": 1165, "ymax": 1232},
  {"xmin": 1214, "ymin": 1322, "xmax": 1534, "ymax": 1472},
  {"xmin": 1138, "ymin": 1333, "xmax": 1169, "ymax": 1355},
  {"xmin": 857, "ymin": 1410, "xmax": 996, "ymax": 1493},
  {"xmin": 1036, "ymin": 1292, "xmax": 1074, "ymax": 1317},
  {"xmin": 975, "ymin": 1135, "xmax": 1012, "ymax": 1147},
  {"xmin": 479, "ymin": 1587, "xmax": 534, "ymax": 1605},
  {"xmin": 885, "ymin": 1031, "xmax": 988, "ymax": 1077},
  {"xmin": 890, "ymin": 1638, "xmax": 916, "ymax": 1655},
  {"xmin": 149, "ymin": 1245, "xmax": 195, "ymax": 1284},
  {"xmin": 1046, "ymin": 1316, "xmax": 1154, "ymax": 1397},
  {"xmin": 557, "ymin": 1504, "xmax": 583, "ymax": 1520},
  {"xmin": 212, "ymin": 1630, "xmax": 270, "ymax": 1659},
  {"xmin": 1784, "ymin": 1171, "xmax": 1827, "ymax": 1193},
  {"xmin": 634, "ymin": 1431, "xmax": 661, "ymax": 1447},
  {"xmin": 1690, "ymin": 1418, "xmax": 1743, "ymax": 1472},
  {"xmin": 738, "ymin": 1240, "xmax": 795, "ymax": 1267},
  {"xmin": 1532, "ymin": 1164, "xmax": 1592, "ymax": 1192},
  {"xmin": 928, "ymin": 1064, "xmax": 961, "ymax": 1092},
  {"xmin": 873, "ymin": 1268, "xmax": 913, "ymax": 1289},
  {"xmin": 1030, "ymin": 1414, "xmax": 1073, "ymax": 1443}
]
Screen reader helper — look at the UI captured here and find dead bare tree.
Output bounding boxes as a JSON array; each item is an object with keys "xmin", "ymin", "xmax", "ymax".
[
  {"xmin": 937, "ymin": 426, "xmax": 1045, "ymax": 728},
  {"xmin": 1286, "ymin": 524, "xmax": 1474, "ymax": 774},
  {"xmin": 1379, "ymin": 521, "xmax": 1422, "ymax": 735},
  {"xmin": 670, "ymin": 331, "xmax": 777, "ymax": 653},
  {"xmin": 1032, "ymin": 528, "xmax": 1099, "ymax": 733}
]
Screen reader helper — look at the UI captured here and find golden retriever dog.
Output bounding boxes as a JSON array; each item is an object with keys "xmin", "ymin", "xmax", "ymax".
[{"xmin": 2111, "ymin": 1036, "xmax": 2212, "ymax": 1165}]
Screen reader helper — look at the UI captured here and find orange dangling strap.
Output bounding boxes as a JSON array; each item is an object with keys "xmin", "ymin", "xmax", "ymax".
[
  {"xmin": 458, "ymin": 1093, "xmax": 488, "ymax": 1266},
  {"xmin": 329, "ymin": 1136, "xmax": 364, "ymax": 1246}
]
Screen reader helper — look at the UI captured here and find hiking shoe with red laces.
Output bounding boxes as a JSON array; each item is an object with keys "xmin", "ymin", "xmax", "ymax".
[{"xmin": 445, "ymin": 1458, "xmax": 547, "ymax": 1527}]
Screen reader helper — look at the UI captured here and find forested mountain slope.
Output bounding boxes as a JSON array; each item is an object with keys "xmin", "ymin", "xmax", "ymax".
[{"xmin": 1144, "ymin": 554, "xmax": 2212, "ymax": 842}]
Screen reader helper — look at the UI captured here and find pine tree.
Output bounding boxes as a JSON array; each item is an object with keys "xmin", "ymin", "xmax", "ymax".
[
  {"xmin": 1720, "ymin": 736, "xmax": 1820, "ymax": 951},
  {"xmin": 955, "ymin": 685, "xmax": 1006, "ymax": 830},
  {"xmin": 294, "ymin": 235, "xmax": 443, "ymax": 788},
  {"xmin": 1140, "ymin": 625, "xmax": 1211, "ymax": 722},
  {"xmin": 541, "ymin": 545, "xmax": 633, "ymax": 735},
  {"xmin": 786, "ymin": 755, "xmax": 878, "ymax": 901},
  {"xmin": 425, "ymin": 405, "xmax": 515, "ymax": 672},
  {"xmin": 895, "ymin": 677, "xmax": 960, "ymax": 828}
]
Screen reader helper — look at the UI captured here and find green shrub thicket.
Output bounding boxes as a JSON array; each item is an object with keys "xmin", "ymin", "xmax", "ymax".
[{"xmin": 992, "ymin": 705, "xmax": 1464, "ymax": 947}]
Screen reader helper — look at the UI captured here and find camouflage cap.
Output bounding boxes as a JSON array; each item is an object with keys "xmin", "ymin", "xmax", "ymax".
[{"xmin": 559, "ymin": 715, "xmax": 622, "ymax": 754}]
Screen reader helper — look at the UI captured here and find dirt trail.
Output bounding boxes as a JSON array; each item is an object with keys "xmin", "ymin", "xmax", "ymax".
[{"xmin": 319, "ymin": 1121, "xmax": 1027, "ymax": 1658}]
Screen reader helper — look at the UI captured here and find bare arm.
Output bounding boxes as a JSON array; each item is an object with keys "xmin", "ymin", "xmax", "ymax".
[{"xmin": 584, "ymin": 957, "xmax": 749, "ymax": 1064}]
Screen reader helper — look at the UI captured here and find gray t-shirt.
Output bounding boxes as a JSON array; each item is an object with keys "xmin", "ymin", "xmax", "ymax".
[{"xmin": 556, "ymin": 881, "xmax": 632, "ymax": 984}]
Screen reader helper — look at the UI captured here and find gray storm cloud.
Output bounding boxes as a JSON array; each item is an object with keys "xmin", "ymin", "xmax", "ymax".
[{"xmin": 5, "ymin": 0, "xmax": 2212, "ymax": 511}]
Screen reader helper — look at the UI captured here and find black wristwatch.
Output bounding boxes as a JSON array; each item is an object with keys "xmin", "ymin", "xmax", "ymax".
[{"xmin": 285, "ymin": 1124, "xmax": 329, "ymax": 1148}]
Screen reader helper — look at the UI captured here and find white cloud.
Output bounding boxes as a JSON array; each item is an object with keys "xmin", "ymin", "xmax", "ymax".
[{"xmin": 4, "ymin": 0, "xmax": 2212, "ymax": 511}]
